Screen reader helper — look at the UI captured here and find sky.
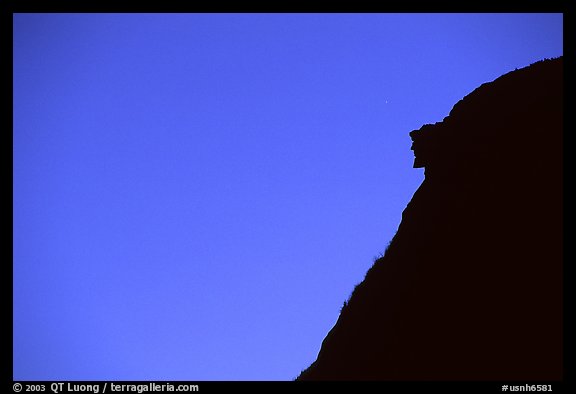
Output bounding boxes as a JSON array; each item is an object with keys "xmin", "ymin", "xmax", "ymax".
[{"xmin": 13, "ymin": 13, "xmax": 563, "ymax": 381}]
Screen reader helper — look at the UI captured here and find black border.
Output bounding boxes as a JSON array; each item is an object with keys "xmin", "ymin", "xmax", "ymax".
[
  {"xmin": 5, "ymin": 381, "xmax": 572, "ymax": 393},
  {"xmin": 3, "ymin": 1, "xmax": 569, "ymax": 13}
]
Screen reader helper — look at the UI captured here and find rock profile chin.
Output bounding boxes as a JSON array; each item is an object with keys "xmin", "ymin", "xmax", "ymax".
[{"xmin": 298, "ymin": 57, "xmax": 563, "ymax": 381}]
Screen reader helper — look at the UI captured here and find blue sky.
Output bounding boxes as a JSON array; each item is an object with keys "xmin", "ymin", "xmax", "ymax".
[{"xmin": 13, "ymin": 13, "xmax": 563, "ymax": 380}]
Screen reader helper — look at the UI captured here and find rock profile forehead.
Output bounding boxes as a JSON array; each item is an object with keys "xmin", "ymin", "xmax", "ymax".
[
  {"xmin": 298, "ymin": 57, "xmax": 563, "ymax": 381},
  {"xmin": 409, "ymin": 57, "xmax": 562, "ymax": 173}
]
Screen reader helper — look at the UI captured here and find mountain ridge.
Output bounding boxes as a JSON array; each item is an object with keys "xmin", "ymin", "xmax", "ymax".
[{"xmin": 298, "ymin": 57, "xmax": 563, "ymax": 381}]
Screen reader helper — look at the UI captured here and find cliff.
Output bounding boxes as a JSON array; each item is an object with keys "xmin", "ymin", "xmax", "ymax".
[{"xmin": 298, "ymin": 57, "xmax": 563, "ymax": 380}]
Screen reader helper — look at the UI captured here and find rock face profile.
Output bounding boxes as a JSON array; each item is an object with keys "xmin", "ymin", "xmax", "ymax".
[{"xmin": 298, "ymin": 57, "xmax": 563, "ymax": 381}]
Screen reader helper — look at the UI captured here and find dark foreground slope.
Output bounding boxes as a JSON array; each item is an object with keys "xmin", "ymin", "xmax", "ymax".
[{"xmin": 298, "ymin": 57, "xmax": 563, "ymax": 381}]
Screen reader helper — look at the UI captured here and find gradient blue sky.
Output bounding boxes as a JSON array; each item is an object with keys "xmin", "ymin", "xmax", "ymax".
[{"xmin": 13, "ymin": 13, "xmax": 563, "ymax": 381}]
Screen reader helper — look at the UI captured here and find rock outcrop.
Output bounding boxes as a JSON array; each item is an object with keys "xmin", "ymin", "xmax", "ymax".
[{"xmin": 298, "ymin": 57, "xmax": 563, "ymax": 380}]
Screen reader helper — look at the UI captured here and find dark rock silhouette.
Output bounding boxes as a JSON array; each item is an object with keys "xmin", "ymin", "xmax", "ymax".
[{"xmin": 298, "ymin": 57, "xmax": 563, "ymax": 381}]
